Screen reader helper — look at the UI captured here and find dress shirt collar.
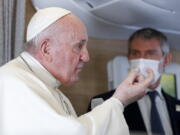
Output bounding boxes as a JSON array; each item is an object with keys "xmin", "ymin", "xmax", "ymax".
[
  {"xmin": 20, "ymin": 51, "xmax": 61, "ymax": 89},
  {"xmin": 147, "ymin": 84, "xmax": 164, "ymax": 100}
]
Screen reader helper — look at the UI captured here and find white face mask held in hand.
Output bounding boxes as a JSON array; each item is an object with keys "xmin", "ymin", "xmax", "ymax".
[{"xmin": 129, "ymin": 58, "xmax": 163, "ymax": 85}]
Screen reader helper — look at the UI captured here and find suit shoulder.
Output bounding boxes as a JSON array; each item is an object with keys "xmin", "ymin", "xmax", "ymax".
[{"xmin": 163, "ymin": 90, "xmax": 180, "ymax": 104}]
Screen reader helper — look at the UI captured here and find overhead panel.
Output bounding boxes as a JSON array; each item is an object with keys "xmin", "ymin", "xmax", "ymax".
[
  {"xmin": 31, "ymin": 0, "xmax": 180, "ymax": 49},
  {"xmin": 90, "ymin": 0, "xmax": 180, "ymax": 31}
]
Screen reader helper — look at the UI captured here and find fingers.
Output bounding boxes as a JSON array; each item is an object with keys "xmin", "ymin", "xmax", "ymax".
[
  {"xmin": 141, "ymin": 68, "xmax": 154, "ymax": 88},
  {"xmin": 113, "ymin": 68, "xmax": 154, "ymax": 106},
  {"xmin": 135, "ymin": 74, "xmax": 145, "ymax": 83},
  {"xmin": 125, "ymin": 68, "xmax": 139, "ymax": 83}
]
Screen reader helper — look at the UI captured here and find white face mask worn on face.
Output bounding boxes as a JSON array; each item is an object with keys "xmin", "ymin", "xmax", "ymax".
[{"xmin": 129, "ymin": 58, "xmax": 162, "ymax": 85}]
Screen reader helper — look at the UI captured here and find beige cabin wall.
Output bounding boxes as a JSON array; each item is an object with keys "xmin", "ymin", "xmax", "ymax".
[{"xmin": 26, "ymin": 0, "xmax": 180, "ymax": 115}]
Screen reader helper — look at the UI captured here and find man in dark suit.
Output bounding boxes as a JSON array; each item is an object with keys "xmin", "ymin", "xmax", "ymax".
[{"xmin": 88, "ymin": 28, "xmax": 180, "ymax": 135}]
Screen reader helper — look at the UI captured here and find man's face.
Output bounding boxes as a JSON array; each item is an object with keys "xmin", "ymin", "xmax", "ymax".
[
  {"xmin": 48, "ymin": 16, "xmax": 89, "ymax": 85},
  {"xmin": 128, "ymin": 37, "xmax": 168, "ymax": 87},
  {"xmin": 128, "ymin": 37, "xmax": 163, "ymax": 60}
]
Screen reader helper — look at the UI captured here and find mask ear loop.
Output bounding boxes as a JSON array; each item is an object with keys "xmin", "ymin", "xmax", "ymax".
[
  {"xmin": 159, "ymin": 54, "xmax": 167, "ymax": 73},
  {"xmin": 162, "ymin": 52, "xmax": 173, "ymax": 68}
]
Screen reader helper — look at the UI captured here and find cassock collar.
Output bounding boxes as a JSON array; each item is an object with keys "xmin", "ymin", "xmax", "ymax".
[{"xmin": 20, "ymin": 51, "xmax": 61, "ymax": 89}]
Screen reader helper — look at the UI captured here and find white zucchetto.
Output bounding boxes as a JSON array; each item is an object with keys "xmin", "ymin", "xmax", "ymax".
[{"xmin": 26, "ymin": 7, "xmax": 71, "ymax": 42}]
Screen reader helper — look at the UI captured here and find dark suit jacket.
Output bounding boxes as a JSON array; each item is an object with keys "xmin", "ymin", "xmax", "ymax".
[{"xmin": 88, "ymin": 90, "xmax": 180, "ymax": 135}]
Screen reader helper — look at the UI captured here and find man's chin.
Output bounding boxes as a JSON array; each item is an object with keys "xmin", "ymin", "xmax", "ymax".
[
  {"xmin": 64, "ymin": 77, "xmax": 79, "ymax": 86},
  {"xmin": 72, "ymin": 76, "xmax": 79, "ymax": 83}
]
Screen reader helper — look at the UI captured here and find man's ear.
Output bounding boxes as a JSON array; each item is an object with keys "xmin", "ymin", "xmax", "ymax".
[
  {"xmin": 39, "ymin": 39, "xmax": 52, "ymax": 62},
  {"xmin": 163, "ymin": 52, "xmax": 172, "ymax": 67}
]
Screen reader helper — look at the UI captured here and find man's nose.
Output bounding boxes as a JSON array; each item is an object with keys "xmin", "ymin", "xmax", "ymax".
[
  {"xmin": 81, "ymin": 48, "xmax": 90, "ymax": 62},
  {"xmin": 138, "ymin": 53, "xmax": 148, "ymax": 59}
]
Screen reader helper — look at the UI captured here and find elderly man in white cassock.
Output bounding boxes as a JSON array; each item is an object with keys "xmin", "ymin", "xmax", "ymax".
[{"xmin": 0, "ymin": 7, "xmax": 153, "ymax": 135}]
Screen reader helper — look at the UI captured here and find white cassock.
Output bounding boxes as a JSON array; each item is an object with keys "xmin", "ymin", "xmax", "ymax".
[{"xmin": 0, "ymin": 52, "xmax": 129, "ymax": 135}]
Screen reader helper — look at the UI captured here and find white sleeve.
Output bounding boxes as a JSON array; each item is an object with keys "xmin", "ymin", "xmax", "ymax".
[{"xmin": 78, "ymin": 97, "xmax": 130, "ymax": 135}]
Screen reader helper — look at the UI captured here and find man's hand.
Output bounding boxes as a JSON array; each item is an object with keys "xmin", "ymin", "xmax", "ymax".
[{"xmin": 113, "ymin": 68, "xmax": 154, "ymax": 106}]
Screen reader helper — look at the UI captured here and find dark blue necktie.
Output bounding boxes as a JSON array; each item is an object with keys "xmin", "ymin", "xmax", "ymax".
[{"xmin": 148, "ymin": 91, "xmax": 165, "ymax": 135}]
